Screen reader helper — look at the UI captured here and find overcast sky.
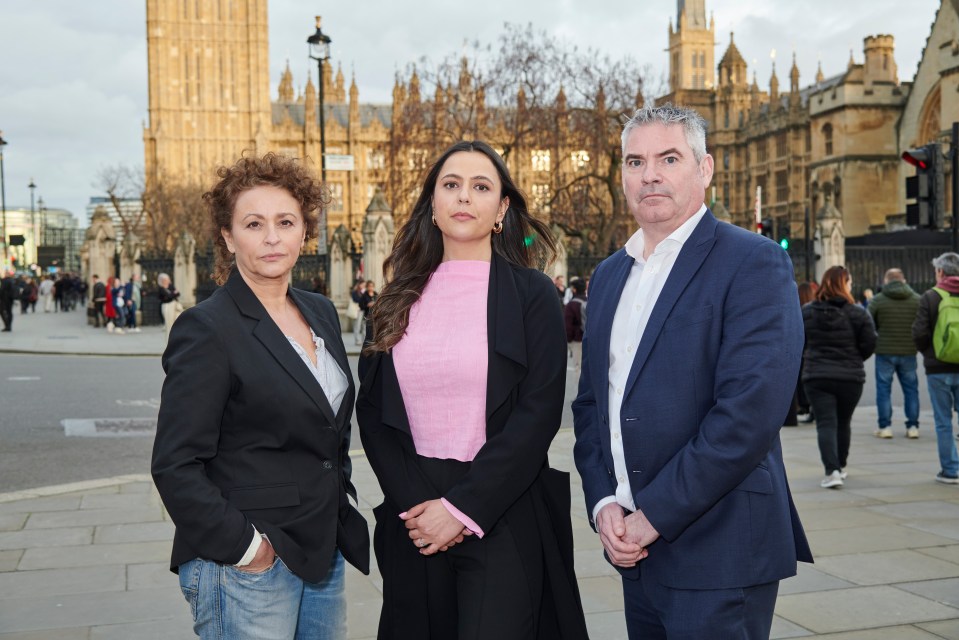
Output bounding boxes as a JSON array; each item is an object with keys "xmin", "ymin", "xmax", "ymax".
[{"xmin": 0, "ymin": 0, "xmax": 941, "ymax": 224}]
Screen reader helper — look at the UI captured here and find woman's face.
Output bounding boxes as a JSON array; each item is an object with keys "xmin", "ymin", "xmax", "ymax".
[
  {"xmin": 431, "ymin": 151, "xmax": 508, "ymax": 258},
  {"xmin": 221, "ymin": 185, "xmax": 305, "ymax": 284}
]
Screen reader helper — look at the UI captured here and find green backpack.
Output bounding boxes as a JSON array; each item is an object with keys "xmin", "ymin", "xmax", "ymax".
[{"xmin": 933, "ymin": 288, "xmax": 959, "ymax": 363}]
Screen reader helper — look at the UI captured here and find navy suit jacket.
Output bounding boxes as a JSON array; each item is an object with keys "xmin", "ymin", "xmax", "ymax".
[{"xmin": 572, "ymin": 210, "xmax": 813, "ymax": 590}]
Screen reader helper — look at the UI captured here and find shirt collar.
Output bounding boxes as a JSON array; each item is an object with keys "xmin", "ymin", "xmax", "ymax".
[{"xmin": 624, "ymin": 204, "xmax": 708, "ymax": 263}]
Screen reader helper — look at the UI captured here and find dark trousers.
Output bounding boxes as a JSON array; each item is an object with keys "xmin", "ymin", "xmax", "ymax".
[
  {"xmin": 623, "ymin": 568, "xmax": 779, "ymax": 640},
  {"xmin": 93, "ymin": 302, "xmax": 105, "ymax": 327},
  {"xmin": 0, "ymin": 300, "xmax": 12, "ymax": 330},
  {"xmin": 376, "ymin": 456, "xmax": 542, "ymax": 640},
  {"xmin": 804, "ymin": 379, "xmax": 863, "ymax": 474}
]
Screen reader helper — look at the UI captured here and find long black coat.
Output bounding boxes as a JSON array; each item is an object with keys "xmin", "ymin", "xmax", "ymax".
[
  {"xmin": 356, "ymin": 253, "xmax": 588, "ymax": 639},
  {"xmin": 151, "ymin": 269, "xmax": 369, "ymax": 583}
]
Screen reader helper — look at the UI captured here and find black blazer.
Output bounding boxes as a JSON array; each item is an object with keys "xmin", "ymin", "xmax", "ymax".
[
  {"xmin": 357, "ymin": 253, "xmax": 588, "ymax": 639},
  {"xmin": 152, "ymin": 269, "xmax": 369, "ymax": 582}
]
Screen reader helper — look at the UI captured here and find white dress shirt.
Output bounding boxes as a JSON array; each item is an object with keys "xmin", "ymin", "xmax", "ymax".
[{"xmin": 592, "ymin": 204, "xmax": 708, "ymax": 522}]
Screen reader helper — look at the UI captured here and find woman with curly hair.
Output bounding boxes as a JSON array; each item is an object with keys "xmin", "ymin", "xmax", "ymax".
[
  {"xmin": 357, "ymin": 141, "xmax": 587, "ymax": 639},
  {"xmin": 802, "ymin": 266, "xmax": 877, "ymax": 489},
  {"xmin": 152, "ymin": 153, "xmax": 369, "ymax": 640}
]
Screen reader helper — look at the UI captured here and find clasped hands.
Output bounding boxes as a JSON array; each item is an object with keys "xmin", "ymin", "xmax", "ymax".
[
  {"xmin": 401, "ymin": 499, "xmax": 472, "ymax": 556},
  {"xmin": 596, "ymin": 502, "xmax": 659, "ymax": 568}
]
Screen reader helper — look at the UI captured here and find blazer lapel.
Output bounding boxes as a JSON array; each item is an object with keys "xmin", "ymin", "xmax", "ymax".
[
  {"xmin": 592, "ymin": 249, "xmax": 634, "ymax": 419},
  {"xmin": 225, "ymin": 271, "xmax": 337, "ymax": 425},
  {"xmin": 623, "ymin": 212, "xmax": 718, "ymax": 396},
  {"xmin": 486, "ymin": 254, "xmax": 527, "ymax": 422},
  {"xmin": 289, "ymin": 287, "xmax": 353, "ymax": 429}
]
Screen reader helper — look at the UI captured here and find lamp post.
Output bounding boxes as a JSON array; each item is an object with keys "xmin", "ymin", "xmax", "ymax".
[
  {"xmin": 0, "ymin": 131, "xmax": 7, "ymax": 269},
  {"xmin": 28, "ymin": 178, "xmax": 36, "ymax": 268},
  {"xmin": 307, "ymin": 16, "xmax": 332, "ymax": 283}
]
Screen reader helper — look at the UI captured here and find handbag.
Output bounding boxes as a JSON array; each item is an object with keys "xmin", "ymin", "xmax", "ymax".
[{"xmin": 346, "ymin": 300, "xmax": 360, "ymax": 320}]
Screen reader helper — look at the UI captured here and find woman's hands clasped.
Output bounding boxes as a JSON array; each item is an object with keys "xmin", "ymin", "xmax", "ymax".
[{"xmin": 401, "ymin": 500, "xmax": 473, "ymax": 555}]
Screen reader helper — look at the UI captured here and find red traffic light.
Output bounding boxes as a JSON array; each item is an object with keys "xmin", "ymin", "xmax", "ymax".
[{"xmin": 901, "ymin": 148, "xmax": 931, "ymax": 170}]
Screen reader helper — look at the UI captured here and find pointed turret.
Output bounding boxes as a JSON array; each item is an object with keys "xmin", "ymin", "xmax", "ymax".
[
  {"xmin": 769, "ymin": 63, "xmax": 779, "ymax": 104},
  {"xmin": 458, "ymin": 57, "xmax": 471, "ymax": 95},
  {"xmin": 815, "ymin": 61, "xmax": 825, "ymax": 84},
  {"xmin": 304, "ymin": 74, "xmax": 316, "ymax": 127},
  {"xmin": 596, "ymin": 83, "xmax": 607, "ymax": 114},
  {"xmin": 790, "ymin": 53, "xmax": 800, "ymax": 93},
  {"xmin": 718, "ymin": 32, "xmax": 747, "ymax": 87},
  {"xmin": 278, "ymin": 60, "xmax": 295, "ymax": 102},
  {"xmin": 516, "ymin": 84, "xmax": 526, "ymax": 112},
  {"xmin": 408, "ymin": 68, "xmax": 421, "ymax": 103},
  {"xmin": 349, "ymin": 72, "xmax": 359, "ymax": 124},
  {"xmin": 847, "ymin": 49, "xmax": 856, "ymax": 70},
  {"xmin": 392, "ymin": 73, "xmax": 406, "ymax": 105},
  {"xmin": 335, "ymin": 63, "xmax": 346, "ymax": 102}
]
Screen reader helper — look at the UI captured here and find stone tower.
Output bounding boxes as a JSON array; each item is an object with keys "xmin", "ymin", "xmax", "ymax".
[
  {"xmin": 668, "ymin": 0, "xmax": 716, "ymax": 91},
  {"xmin": 143, "ymin": 0, "xmax": 272, "ymax": 185}
]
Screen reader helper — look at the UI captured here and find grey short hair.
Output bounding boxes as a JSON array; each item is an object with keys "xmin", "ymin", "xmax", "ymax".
[
  {"xmin": 621, "ymin": 103, "xmax": 708, "ymax": 163},
  {"xmin": 158, "ymin": 273, "xmax": 171, "ymax": 285},
  {"xmin": 933, "ymin": 253, "xmax": 959, "ymax": 277}
]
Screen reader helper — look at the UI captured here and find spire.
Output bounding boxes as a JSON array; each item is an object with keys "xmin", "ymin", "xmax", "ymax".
[
  {"xmin": 516, "ymin": 84, "xmax": 527, "ymax": 112},
  {"xmin": 278, "ymin": 60, "xmax": 295, "ymax": 102},
  {"xmin": 335, "ymin": 63, "xmax": 346, "ymax": 102},
  {"xmin": 815, "ymin": 60, "xmax": 825, "ymax": 84},
  {"xmin": 635, "ymin": 85, "xmax": 645, "ymax": 109},
  {"xmin": 848, "ymin": 49, "xmax": 855, "ymax": 70},
  {"xmin": 596, "ymin": 83, "xmax": 607, "ymax": 114},
  {"xmin": 349, "ymin": 72, "xmax": 359, "ymax": 104},
  {"xmin": 769, "ymin": 63, "xmax": 779, "ymax": 103},
  {"xmin": 349, "ymin": 72, "xmax": 359, "ymax": 124},
  {"xmin": 790, "ymin": 53, "xmax": 800, "ymax": 93},
  {"xmin": 458, "ymin": 57, "xmax": 471, "ymax": 94},
  {"xmin": 555, "ymin": 85, "xmax": 567, "ymax": 112},
  {"xmin": 408, "ymin": 68, "xmax": 421, "ymax": 103},
  {"xmin": 304, "ymin": 74, "xmax": 316, "ymax": 124},
  {"xmin": 392, "ymin": 72, "xmax": 406, "ymax": 104}
]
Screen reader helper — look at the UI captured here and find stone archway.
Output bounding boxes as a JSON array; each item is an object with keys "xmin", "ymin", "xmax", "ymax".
[{"xmin": 916, "ymin": 83, "xmax": 941, "ymax": 145}]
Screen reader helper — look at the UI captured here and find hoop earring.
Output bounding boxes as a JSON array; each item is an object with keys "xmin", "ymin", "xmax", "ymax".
[
  {"xmin": 431, "ymin": 214, "xmax": 438, "ymax": 227},
  {"xmin": 493, "ymin": 220, "xmax": 504, "ymax": 234}
]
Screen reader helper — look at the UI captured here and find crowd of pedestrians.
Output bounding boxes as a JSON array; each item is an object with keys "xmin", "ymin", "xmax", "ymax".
[{"xmin": 0, "ymin": 271, "xmax": 88, "ymax": 332}]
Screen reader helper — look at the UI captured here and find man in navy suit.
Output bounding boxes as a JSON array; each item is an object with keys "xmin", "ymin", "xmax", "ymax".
[{"xmin": 572, "ymin": 104, "xmax": 812, "ymax": 639}]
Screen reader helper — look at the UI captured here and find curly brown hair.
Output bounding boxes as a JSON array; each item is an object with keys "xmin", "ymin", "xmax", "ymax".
[{"xmin": 203, "ymin": 153, "xmax": 328, "ymax": 285}]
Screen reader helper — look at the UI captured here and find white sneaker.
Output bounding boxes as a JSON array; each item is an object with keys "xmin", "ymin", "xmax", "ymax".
[
  {"xmin": 839, "ymin": 469, "xmax": 848, "ymax": 480},
  {"xmin": 907, "ymin": 427, "xmax": 919, "ymax": 439},
  {"xmin": 821, "ymin": 470, "xmax": 844, "ymax": 489},
  {"xmin": 875, "ymin": 428, "xmax": 893, "ymax": 439}
]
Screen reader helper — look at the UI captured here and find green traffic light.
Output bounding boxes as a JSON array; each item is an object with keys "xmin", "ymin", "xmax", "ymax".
[{"xmin": 779, "ymin": 238, "xmax": 790, "ymax": 250}]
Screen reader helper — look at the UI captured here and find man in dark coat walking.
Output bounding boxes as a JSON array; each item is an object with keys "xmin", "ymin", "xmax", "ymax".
[{"xmin": 0, "ymin": 269, "xmax": 15, "ymax": 331}]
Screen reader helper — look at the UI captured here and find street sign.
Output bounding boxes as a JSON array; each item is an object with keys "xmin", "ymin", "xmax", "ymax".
[{"xmin": 325, "ymin": 154, "xmax": 354, "ymax": 171}]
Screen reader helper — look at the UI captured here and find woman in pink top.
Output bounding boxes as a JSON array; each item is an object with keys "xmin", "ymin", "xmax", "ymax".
[{"xmin": 357, "ymin": 141, "xmax": 588, "ymax": 640}]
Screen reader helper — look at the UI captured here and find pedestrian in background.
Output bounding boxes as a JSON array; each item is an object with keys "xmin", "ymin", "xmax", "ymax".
[
  {"xmin": 349, "ymin": 280, "xmax": 365, "ymax": 346},
  {"xmin": 91, "ymin": 275, "xmax": 106, "ymax": 328},
  {"xmin": 564, "ymin": 278, "xmax": 587, "ymax": 372},
  {"xmin": 125, "ymin": 275, "xmax": 142, "ymax": 332},
  {"xmin": 868, "ymin": 268, "xmax": 921, "ymax": 439},
  {"xmin": 793, "ymin": 281, "xmax": 819, "ymax": 424},
  {"xmin": 802, "ymin": 266, "xmax": 877, "ymax": 489},
  {"xmin": 358, "ymin": 280, "xmax": 377, "ymax": 338},
  {"xmin": 357, "ymin": 140, "xmax": 587, "ymax": 639},
  {"xmin": 39, "ymin": 275, "xmax": 54, "ymax": 312},
  {"xmin": 0, "ymin": 269, "xmax": 15, "ymax": 332},
  {"xmin": 157, "ymin": 273, "xmax": 181, "ymax": 336},
  {"xmin": 152, "ymin": 152, "xmax": 369, "ymax": 640},
  {"xmin": 104, "ymin": 276, "xmax": 121, "ymax": 333},
  {"xmin": 912, "ymin": 253, "xmax": 959, "ymax": 484}
]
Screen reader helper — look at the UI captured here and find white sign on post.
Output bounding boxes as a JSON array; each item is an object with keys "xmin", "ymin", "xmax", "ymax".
[{"xmin": 325, "ymin": 154, "xmax": 355, "ymax": 171}]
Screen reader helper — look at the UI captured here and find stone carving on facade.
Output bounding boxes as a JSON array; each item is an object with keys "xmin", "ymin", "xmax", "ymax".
[
  {"xmin": 119, "ymin": 231, "xmax": 142, "ymax": 282},
  {"xmin": 174, "ymin": 231, "xmax": 197, "ymax": 308},
  {"xmin": 362, "ymin": 188, "xmax": 395, "ymax": 293},
  {"xmin": 816, "ymin": 190, "xmax": 845, "ymax": 282},
  {"xmin": 81, "ymin": 207, "xmax": 117, "ymax": 290},
  {"xmin": 330, "ymin": 225, "xmax": 353, "ymax": 311}
]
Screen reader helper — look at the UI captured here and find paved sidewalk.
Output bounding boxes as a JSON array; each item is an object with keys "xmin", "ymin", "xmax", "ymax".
[{"xmin": 2, "ymin": 312, "xmax": 958, "ymax": 637}]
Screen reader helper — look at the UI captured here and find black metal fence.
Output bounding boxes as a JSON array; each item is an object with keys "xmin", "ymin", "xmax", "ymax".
[
  {"xmin": 845, "ymin": 246, "xmax": 944, "ymax": 297},
  {"xmin": 136, "ymin": 253, "xmax": 174, "ymax": 326}
]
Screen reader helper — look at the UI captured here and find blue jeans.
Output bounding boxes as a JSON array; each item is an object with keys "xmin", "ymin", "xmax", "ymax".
[
  {"xmin": 178, "ymin": 551, "xmax": 346, "ymax": 640},
  {"xmin": 925, "ymin": 374, "xmax": 959, "ymax": 476},
  {"xmin": 875, "ymin": 354, "xmax": 919, "ymax": 429}
]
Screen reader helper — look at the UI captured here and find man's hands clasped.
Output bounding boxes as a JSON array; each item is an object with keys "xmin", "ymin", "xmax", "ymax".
[{"xmin": 596, "ymin": 502, "xmax": 660, "ymax": 568}]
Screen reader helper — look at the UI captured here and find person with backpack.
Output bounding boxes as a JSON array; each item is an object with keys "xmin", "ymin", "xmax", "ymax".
[
  {"xmin": 802, "ymin": 266, "xmax": 877, "ymax": 489},
  {"xmin": 912, "ymin": 252, "xmax": 959, "ymax": 484}
]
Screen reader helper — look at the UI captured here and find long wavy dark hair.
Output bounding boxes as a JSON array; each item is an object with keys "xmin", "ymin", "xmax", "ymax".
[{"xmin": 366, "ymin": 140, "xmax": 557, "ymax": 354}]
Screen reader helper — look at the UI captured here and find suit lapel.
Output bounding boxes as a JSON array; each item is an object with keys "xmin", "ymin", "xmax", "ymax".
[
  {"xmin": 289, "ymin": 287, "xmax": 353, "ymax": 429},
  {"xmin": 592, "ymin": 250, "xmax": 634, "ymax": 419},
  {"xmin": 623, "ymin": 212, "xmax": 717, "ymax": 396},
  {"xmin": 486, "ymin": 254, "xmax": 526, "ymax": 422},
  {"xmin": 225, "ymin": 271, "xmax": 337, "ymax": 425}
]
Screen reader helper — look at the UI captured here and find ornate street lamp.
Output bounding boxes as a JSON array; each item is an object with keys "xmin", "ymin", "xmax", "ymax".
[
  {"xmin": 28, "ymin": 178, "xmax": 36, "ymax": 267},
  {"xmin": 307, "ymin": 16, "xmax": 332, "ymax": 283},
  {"xmin": 0, "ymin": 131, "xmax": 7, "ymax": 268}
]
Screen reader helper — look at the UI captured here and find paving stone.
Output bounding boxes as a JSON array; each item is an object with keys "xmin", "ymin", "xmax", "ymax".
[
  {"xmin": 17, "ymin": 541, "xmax": 171, "ymax": 571},
  {"xmin": 867, "ymin": 500, "xmax": 959, "ymax": 521},
  {"xmin": 806, "ymin": 524, "xmax": 957, "ymax": 557},
  {"xmin": 0, "ymin": 587, "xmax": 186, "ymax": 633},
  {"xmin": 0, "ymin": 497, "xmax": 81, "ymax": 514},
  {"xmin": 0, "ymin": 515, "xmax": 25, "ymax": 534},
  {"xmin": 93, "ymin": 522, "xmax": 174, "ymax": 544},
  {"xmin": 778, "ymin": 562, "xmax": 856, "ymax": 595},
  {"xmin": 813, "ymin": 549, "xmax": 959, "ymax": 586},
  {"xmin": 775, "ymin": 585, "xmax": 959, "ymax": 634},
  {"xmin": 117, "ymin": 482, "xmax": 154, "ymax": 495},
  {"xmin": 800, "ymin": 626, "xmax": 947, "ymax": 639},
  {"xmin": 795, "ymin": 507, "xmax": 896, "ymax": 531},
  {"xmin": 0, "ymin": 566, "xmax": 125, "ymax": 599},
  {"xmin": 126, "ymin": 562, "xmax": 178, "ymax": 590},
  {"xmin": 0, "ymin": 628, "xmax": 90, "ymax": 639},
  {"xmin": 896, "ymin": 577, "xmax": 959, "ymax": 609},
  {"xmin": 850, "ymin": 483, "xmax": 957, "ymax": 503},
  {"xmin": 769, "ymin": 614, "xmax": 813, "ymax": 639},
  {"xmin": 90, "ymin": 618, "xmax": 193, "ymax": 639},
  {"xmin": 0, "ymin": 527, "xmax": 93, "ymax": 551},
  {"xmin": 344, "ymin": 572, "xmax": 385, "ymax": 640},
  {"xmin": 916, "ymin": 544, "xmax": 959, "ymax": 565},
  {"xmin": 577, "ymin": 575, "xmax": 623, "ymax": 614},
  {"xmin": 25, "ymin": 508, "xmax": 165, "ymax": 530},
  {"xmin": 80, "ymin": 493, "xmax": 160, "ymax": 510},
  {"xmin": 584, "ymin": 610, "xmax": 628, "ymax": 640},
  {"xmin": 917, "ymin": 618, "xmax": 959, "ymax": 638},
  {"xmin": 574, "ymin": 548, "xmax": 619, "ymax": 579},
  {"xmin": 901, "ymin": 520, "xmax": 959, "ymax": 542},
  {"xmin": 791, "ymin": 490, "xmax": 884, "ymax": 511},
  {"xmin": 0, "ymin": 550, "xmax": 23, "ymax": 573}
]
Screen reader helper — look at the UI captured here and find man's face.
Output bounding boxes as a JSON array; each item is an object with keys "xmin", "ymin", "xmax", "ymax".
[{"xmin": 621, "ymin": 122, "xmax": 713, "ymax": 230}]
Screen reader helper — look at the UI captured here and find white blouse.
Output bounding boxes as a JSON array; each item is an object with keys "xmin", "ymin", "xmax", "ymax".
[{"xmin": 285, "ymin": 329, "xmax": 349, "ymax": 415}]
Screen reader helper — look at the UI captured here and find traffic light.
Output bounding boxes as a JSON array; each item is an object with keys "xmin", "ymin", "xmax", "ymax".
[
  {"xmin": 776, "ymin": 218, "xmax": 791, "ymax": 250},
  {"xmin": 903, "ymin": 143, "xmax": 944, "ymax": 229},
  {"xmin": 760, "ymin": 217, "xmax": 774, "ymax": 240}
]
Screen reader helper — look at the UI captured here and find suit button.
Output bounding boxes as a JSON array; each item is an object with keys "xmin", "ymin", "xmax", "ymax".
[{"xmin": 322, "ymin": 461, "xmax": 333, "ymax": 469}]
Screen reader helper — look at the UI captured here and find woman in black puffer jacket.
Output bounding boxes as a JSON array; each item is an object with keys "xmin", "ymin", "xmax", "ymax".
[{"xmin": 802, "ymin": 266, "xmax": 877, "ymax": 489}]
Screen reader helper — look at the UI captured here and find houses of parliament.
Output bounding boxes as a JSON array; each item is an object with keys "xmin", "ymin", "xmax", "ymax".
[{"xmin": 144, "ymin": 0, "xmax": 959, "ymax": 254}]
